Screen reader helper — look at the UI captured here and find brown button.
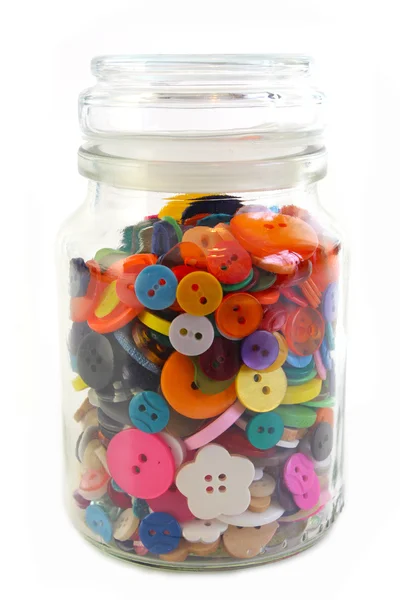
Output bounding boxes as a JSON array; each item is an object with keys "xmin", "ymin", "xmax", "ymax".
[
  {"xmin": 249, "ymin": 474, "xmax": 276, "ymax": 498},
  {"xmin": 281, "ymin": 427, "xmax": 308, "ymax": 442},
  {"xmin": 249, "ymin": 495, "xmax": 271, "ymax": 513},
  {"xmin": 159, "ymin": 539, "xmax": 190, "ymax": 562},
  {"xmin": 188, "ymin": 538, "xmax": 221, "ymax": 556},
  {"xmin": 223, "ymin": 522, "xmax": 279, "ymax": 559}
]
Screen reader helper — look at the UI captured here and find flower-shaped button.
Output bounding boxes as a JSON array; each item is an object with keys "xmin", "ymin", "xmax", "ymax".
[
  {"xmin": 176, "ymin": 444, "xmax": 255, "ymax": 519},
  {"xmin": 181, "ymin": 519, "xmax": 228, "ymax": 543}
]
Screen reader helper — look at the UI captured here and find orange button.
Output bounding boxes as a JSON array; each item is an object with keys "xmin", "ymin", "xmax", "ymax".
[
  {"xmin": 160, "ymin": 242, "xmax": 207, "ymax": 270},
  {"xmin": 251, "ymin": 251, "xmax": 301, "ymax": 275},
  {"xmin": 230, "ymin": 211, "xmax": 318, "ymax": 261},
  {"xmin": 215, "ymin": 293, "xmax": 263, "ymax": 339},
  {"xmin": 87, "ymin": 301, "xmax": 137, "ymax": 334},
  {"xmin": 70, "ymin": 261, "xmax": 106, "ymax": 322},
  {"xmin": 161, "ymin": 352, "xmax": 236, "ymax": 419},
  {"xmin": 312, "ymin": 407, "xmax": 334, "ymax": 429},
  {"xmin": 284, "ymin": 306, "xmax": 325, "ymax": 356},
  {"xmin": 249, "ymin": 288, "xmax": 280, "ymax": 305}
]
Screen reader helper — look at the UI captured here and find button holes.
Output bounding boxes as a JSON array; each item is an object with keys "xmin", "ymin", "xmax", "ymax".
[
  {"xmin": 149, "ymin": 529, "xmax": 156, "ymax": 536},
  {"xmin": 238, "ymin": 316, "xmax": 246, "ymax": 325},
  {"xmin": 204, "ymin": 475, "xmax": 212, "ymax": 482},
  {"xmin": 192, "ymin": 284, "xmax": 199, "ymax": 291},
  {"xmin": 200, "ymin": 296, "xmax": 207, "ymax": 305},
  {"xmin": 148, "ymin": 289, "xmax": 155, "ymax": 297},
  {"xmin": 139, "ymin": 454, "xmax": 147, "ymax": 463},
  {"xmin": 220, "ymin": 265, "xmax": 228, "ymax": 271},
  {"xmin": 257, "ymin": 426, "xmax": 265, "ymax": 434},
  {"xmin": 195, "ymin": 332, "xmax": 203, "ymax": 340},
  {"xmin": 200, "ymin": 237, "xmax": 209, "ymax": 248},
  {"xmin": 295, "ymin": 467, "xmax": 300, "ymax": 473},
  {"xmin": 204, "ymin": 522, "xmax": 212, "ymax": 527},
  {"xmin": 138, "ymin": 404, "xmax": 146, "ymax": 412},
  {"xmin": 267, "ymin": 427, "xmax": 275, "ymax": 434},
  {"xmin": 302, "ymin": 475, "xmax": 308, "ymax": 482},
  {"xmin": 133, "ymin": 465, "xmax": 141, "ymax": 474},
  {"xmin": 264, "ymin": 224, "xmax": 274, "ymax": 229},
  {"xmin": 254, "ymin": 374, "xmax": 262, "ymax": 382},
  {"xmin": 278, "ymin": 223, "xmax": 288, "ymax": 228},
  {"xmin": 218, "ymin": 485, "xmax": 227, "ymax": 493},
  {"xmin": 304, "ymin": 493, "xmax": 308, "ymax": 499},
  {"xmin": 252, "ymin": 344, "xmax": 260, "ymax": 352},
  {"xmin": 159, "ymin": 279, "xmax": 166, "ymax": 286},
  {"xmin": 163, "ymin": 529, "xmax": 171, "ymax": 535},
  {"xmin": 218, "ymin": 473, "xmax": 226, "ymax": 481},
  {"xmin": 89, "ymin": 473, "xmax": 97, "ymax": 480},
  {"xmin": 206, "ymin": 486, "xmax": 214, "ymax": 494},
  {"xmin": 179, "ymin": 328, "xmax": 188, "ymax": 336},
  {"xmin": 150, "ymin": 413, "xmax": 158, "ymax": 421},
  {"xmin": 231, "ymin": 254, "xmax": 238, "ymax": 261},
  {"xmin": 261, "ymin": 350, "xmax": 269, "ymax": 357},
  {"xmin": 90, "ymin": 365, "xmax": 97, "ymax": 372},
  {"xmin": 262, "ymin": 386, "xmax": 270, "ymax": 395},
  {"xmin": 191, "ymin": 381, "xmax": 199, "ymax": 390},
  {"xmin": 232, "ymin": 305, "xmax": 240, "ymax": 312}
]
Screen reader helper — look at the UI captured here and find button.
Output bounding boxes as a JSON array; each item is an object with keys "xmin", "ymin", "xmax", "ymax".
[
  {"xmin": 249, "ymin": 495, "xmax": 272, "ymax": 513},
  {"xmin": 133, "ymin": 498, "xmax": 150, "ymax": 520},
  {"xmin": 249, "ymin": 474, "xmax": 276, "ymax": 497},
  {"xmin": 218, "ymin": 501, "xmax": 284, "ymax": 526},
  {"xmin": 69, "ymin": 258, "xmax": 90, "ymax": 297},
  {"xmin": 151, "ymin": 219, "xmax": 181, "ymax": 255},
  {"xmin": 283, "ymin": 452, "xmax": 317, "ymax": 495},
  {"xmin": 293, "ymin": 476, "xmax": 320, "ymax": 510},
  {"xmin": 134, "ymin": 265, "xmax": 178, "ymax": 310},
  {"xmin": 275, "ymin": 476, "xmax": 299, "ymax": 514},
  {"xmin": 285, "ymin": 351, "xmax": 313, "ymax": 368},
  {"xmin": 206, "ymin": 240, "xmax": 252, "ymax": 285},
  {"xmin": 176, "ymin": 271, "xmax": 222, "ymax": 316},
  {"xmin": 78, "ymin": 468, "xmax": 110, "ymax": 501},
  {"xmin": 176, "ymin": 444, "xmax": 255, "ymax": 519},
  {"xmin": 241, "ymin": 330, "xmax": 279, "ymax": 370},
  {"xmin": 106, "ymin": 429, "xmax": 175, "ymax": 499},
  {"xmin": 284, "ymin": 306, "xmax": 325, "ymax": 356},
  {"xmin": 182, "ymin": 225, "xmax": 224, "ymax": 252},
  {"xmin": 147, "ymin": 484, "xmax": 194, "ymax": 522},
  {"xmin": 159, "ymin": 241, "xmax": 207, "ymax": 270},
  {"xmin": 249, "ymin": 288, "xmax": 280, "ymax": 305},
  {"xmin": 215, "ymin": 293, "xmax": 263, "ymax": 339},
  {"xmin": 281, "ymin": 378, "xmax": 322, "ymax": 404},
  {"xmin": 107, "ymin": 480, "xmax": 132, "ymax": 509},
  {"xmin": 129, "ymin": 391, "xmax": 170, "ymax": 433},
  {"xmin": 249, "ymin": 268, "xmax": 277, "ymax": 292},
  {"xmin": 137, "ymin": 310, "xmax": 171, "ymax": 337},
  {"xmin": 132, "ymin": 321, "xmax": 172, "ymax": 367},
  {"xmin": 169, "ymin": 314, "xmax": 214, "ymax": 355},
  {"xmin": 263, "ymin": 332, "xmax": 289, "ymax": 372},
  {"xmin": 236, "ymin": 364, "xmax": 287, "ymax": 412},
  {"xmin": 322, "ymin": 282, "xmax": 338, "ymax": 322},
  {"xmin": 251, "ymin": 250, "xmax": 301, "ymax": 275},
  {"xmin": 85, "ymin": 503, "xmax": 114, "ymax": 542},
  {"xmin": 88, "ymin": 301, "xmax": 137, "ymax": 334},
  {"xmin": 215, "ymin": 428, "xmax": 276, "ymax": 458},
  {"xmin": 191, "ymin": 357, "xmax": 236, "ymax": 395},
  {"xmin": 259, "ymin": 302, "xmax": 288, "ymax": 332},
  {"xmin": 199, "ymin": 337, "xmax": 241, "ymax": 381},
  {"xmin": 181, "ymin": 519, "xmax": 227, "ymax": 543},
  {"xmin": 139, "ymin": 512, "xmax": 182, "ymax": 554},
  {"xmin": 77, "ymin": 332, "xmax": 116, "ymax": 390},
  {"xmin": 165, "ymin": 407, "xmax": 205, "ymax": 438},
  {"xmin": 161, "ymin": 352, "xmax": 236, "ymax": 419},
  {"xmin": 184, "ymin": 401, "xmax": 245, "ymax": 450},
  {"xmin": 114, "ymin": 329, "xmax": 160, "ymax": 375},
  {"xmin": 230, "ymin": 210, "xmax": 318, "ymax": 260},
  {"xmin": 69, "ymin": 322, "xmax": 91, "ymax": 355},
  {"xmin": 222, "ymin": 522, "xmax": 278, "ymax": 559},
  {"xmin": 159, "ymin": 432, "xmax": 187, "ymax": 467},
  {"xmin": 245, "ymin": 412, "xmax": 284, "ymax": 450},
  {"xmin": 113, "ymin": 509, "xmax": 140, "ymax": 541},
  {"xmin": 115, "ymin": 256, "xmax": 156, "ymax": 310},
  {"xmin": 313, "ymin": 407, "xmax": 334, "ymax": 428},
  {"xmin": 94, "ymin": 280, "xmax": 120, "ymax": 318},
  {"xmin": 221, "ymin": 269, "xmax": 255, "ymax": 292},
  {"xmin": 311, "ymin": 422, "xmax": 333, "ymax": 461}
]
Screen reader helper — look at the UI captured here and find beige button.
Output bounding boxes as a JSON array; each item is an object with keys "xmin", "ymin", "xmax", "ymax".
[
  {"xmin": 74, "ymin": 397, "xmax": 91, "ymax": 423},
  {"xmin": 188, "ymin": 538, "xmax": 220, "ymax": 556},
  {"xmin": 159, "ymin": 539, "xmax": 190, "ymax": 562},
  {"xmin": 113, "ymin": 509, "xmax": 139, "ymax": 541},
  {"xmin": 82, "ymin": 439, "xmax": 103, "ymax": 470},
  {"xmin": 249, "ymin": 474, "xmax": 276, "ymax": 498},
  {"xmin": 82, "ymin": 408, "xmax": 99, "ymax": 429},
  {"xmin": 94, "ymin": 444, "xmax": 110, "ymax": 475},
  {"xmin": 223, "ymin": 522, "xmax": 279, "ymax": 559},
  {"xmin": 249, "ymin": 495, "xmax": 271, "ymax": 513},
  {"xmin": 281, "ymin": 427, "xmax": 307, "ymax": 442}
]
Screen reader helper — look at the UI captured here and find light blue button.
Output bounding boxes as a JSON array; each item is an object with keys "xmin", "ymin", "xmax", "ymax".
[
  {"xmin": 134, "ymin": 264, "xmax": 178, "ymax": 310},
  {"xmin": 129, "ymin": 391, "xmax": 170, "ymax": 433},
  {"xmin": 286, "ymin": 351, "xmax": 313, "ymax": 368},
  {"xmin": 85, "ymin": 504, "xmax": 113, "ymax": 543}
]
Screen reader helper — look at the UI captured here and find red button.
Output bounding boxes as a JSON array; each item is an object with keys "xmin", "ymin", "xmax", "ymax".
[
  {"xmin": 206, "ymin": 240, "xmax": 252, "ymax": 285},
  {"xmin": 284, "ymin": 306, "xmax": 325, "ymax": 356}
]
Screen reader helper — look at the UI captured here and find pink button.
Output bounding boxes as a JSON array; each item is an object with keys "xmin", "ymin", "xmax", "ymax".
[
  {"xmin": 293, "ymin": 476, "xmax": 320, "ymax": 510},
  {"xmin": 147, "ymin": 483, "xmax": 195, "ymax": 522},
  {"xmin": 107, "ymin": 429, "xmax": 175, "ymax": 499},
  {"xmin": 283, "ymin": 452, "xmax": 316, "ymax": 495}
]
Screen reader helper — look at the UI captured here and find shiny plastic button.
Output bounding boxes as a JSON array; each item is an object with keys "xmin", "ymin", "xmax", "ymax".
[
  {"xmin": 245, "ymin": 411, "xmax": 284, "ymax": 450},
  {"xmin": 85, "ymin": 503, "xmax": 113, "ymax": 542},
  {"xmin": 311, "ymin": 422, "xmax": 333, "ymax": 461},
  {"xmin": 169, "ymin": 314, "xmax": 214, "ymax": 356},
  {"xmin": 134, "ymin": 265, "xmax": 178, "ymax": 310},
  {"xmin": 241, "ymin": 330, "xmax": 279, "ymax": 370},
  {"xmin": 236, "ymin": 364, "xmax": 287, "ymax": 412},
  {"xmin": 215, "ymin": 293, "xmax": 263, "ymax": 339},
  {"xmin": 206, "ymin": 240, "xmax": 252, "ymax": 285},
  {"xmin": 176, "ymin": 271, "xmax": 222, "ymax": 316},
  {"xmin": 199, "ymin": 337, "xmax": 241, "ymax": 381},
  {"xmin": 129, "ymin": 391, "xmax": 170, "ymax": 433},
  {"xmin": 284, "ymin": 306, "xmax": 325, "ymax": 356}
]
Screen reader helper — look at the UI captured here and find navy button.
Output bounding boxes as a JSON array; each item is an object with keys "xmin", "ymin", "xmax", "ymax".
[
  {"xmin": 151, "ymin": 220, "xmax": 179, "ymax": 255},
  {"xmin": 181, "ymin": 195, "xmax": 242, "ymax": 220},
  {"xmin": 134, "ymin": 265, "xmax": 178, "ymax": 310},
  {"xmin": 77, "ymin": 332, "xmax": 116, "ymax": 390},
  {"xmin": 98, "ymin": 398, "xmax": 132, "ymax": 426},
  {"xmin": 139, "ymin": 512, "xmax": 181, "ymax": 554},
  {"xmin": 129, "ymin": 391, "xmax": 170, "ymax": 433},
  {"xmin": 69, "ymin": 258, "xmax": 90, "ymax": 297}
]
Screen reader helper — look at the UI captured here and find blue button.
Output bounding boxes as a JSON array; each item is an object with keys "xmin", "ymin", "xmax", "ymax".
[
  {"xmin": 197, "ymin": 213, "xmax": 232, "ymax": 227},
  {"xmin": 134, "ymin": 265, "xmax": 178, "ymax": 310},
  {"xmin": 69, "ymin": 258, "xmax": 90, "ymax": 297},
  {"xmin": 320, "ymin": 338, "xmax": 333, "ymax": 370},
  {"xmin": 286, "ymin": 351, "xmax": 313, "ymax": 368},
  {"xmin": 139, "ymin": 512, "xmax": 181, "ymax": 554},
  {"xmin": 129, "ymin": 391, "xmax": 170, "ymax": 433},
  {"xmin": 151, "ymin": 220, "xmax": 179, "ymax": 256},
  {"xmin": 85, "ymin": 504, "xmax": 113, "ymax": 543}
]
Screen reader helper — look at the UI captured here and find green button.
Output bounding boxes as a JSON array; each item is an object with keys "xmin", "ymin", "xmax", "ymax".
[
  {"xmin": 248, "ymin": 268, "xmax": 277, "ymax": 292},
  {"xmin": 274, "ymin": 405, "xmax": 317, "ymax": 429}
]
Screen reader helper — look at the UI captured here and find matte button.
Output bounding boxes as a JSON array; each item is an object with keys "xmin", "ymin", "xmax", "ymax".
[
  {"xmin": 77, "ymin": 332, "xmax": 116, "ymax": 390},
  {"xmin": 134, "ymin": 265, "xmax": 178, "ymax": 310},
  {"xmin": 283, "ymin": 453, "xmax": 317, "ymax": 495},
  {"xmin": 129, "ymin": 391, "xmax": 170, "ymax": 433},
  {"xmin": 293, "ymin": 476, "xmax": 320, "ymax": 510},
  {"xmin": 169, "ymin": 314, "xmax": 214, "ymax": 356},
  {"xmin": 69, "ymin": 321, "xmax": 91, "ymax": 355},
  {"xmin": 241, "ymin": 330, "xmax": 279, "ymax": 370},
  {"xmin": 236, "ymin": 364, "xmax": 287, "ymax": 412},
  {"xmin": 139, "ymin": 512, "xmax": 182, "ymax": 554},
  {"xmin": 199, "ymin": 337, "xmax": 241, "ymax": 381},
  {"xmin": 311, "ymin": 422, "xmax": 333, "ymax": 461},
  {"xmin": 245, "ymin": 411, "xmax": 284, "ymax": 450},
  {"xmin": 281, "ymin": 378, "xmax": 322, "ymax": 405},
  {"xmin": 275, "ymin": 476, "xmax": 298, "ymax": 514},
  {"xmin": 87, "ymin": 301, "xmax": 137, "ymax": 334}
]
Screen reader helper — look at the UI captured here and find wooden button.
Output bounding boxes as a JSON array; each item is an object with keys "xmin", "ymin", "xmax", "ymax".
[
  {"xmin": 222, "ymin": 522, "xmax": 279, "ymax": 559},
  {"xmin": 249, "ymin": 495, "xmax": 272, "ymax": 513}
]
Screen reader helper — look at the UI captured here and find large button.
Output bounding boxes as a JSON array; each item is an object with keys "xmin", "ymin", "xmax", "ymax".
[
  {"xmin": 199, "ymin": 337, "xmax": 241, "ymax": 381},
  {"xmin": 129, "ymin": 391, "xmax": 170, "ymax": 433},
  {"xmin": 245, "ymin": 411, "xmax": 284, "ymax": 450},
  {"xmin": 284, "ymin": 306, "xmax": 325, "ymax": 356},
  {"xmin": 113, "ymin": 509, "xmax": 139, "ymax": 541},
  {"xmin": 241, "ymin": 330, "xmax": 279, "ymax": 370},
  {"xmin": 293, "ymin": 476, "xmax": 320, "ymax": 510},
  {"xmin": 147, "ymin": 484, "xmax": 194, "ymax": 522},
  {"xmin": 77, "ymin": 332, "xmax": 116, "ymax": 390},
  {"xmin": 215, "ymin": 293, "xmax": 263, "ymax": 339},
  {"xmin": 206, "ymin": 240, "xmax": 252, "ymax": 285},
  {"xmin": 236, "ymin": 364, "xmax": 287, "ymax": 412},
  {"xmin": 311, "ymin": 422, "xmax": 333, "ymax": 461},
  {"xmin": 134, "ymin": 265, "xmax": 178, "ymax": 310},
  {"xmin": 176, "ymin": 444, "xmax": 255, "ymax": 519},
  {"xmin": 259, "ymin": 302, "xmax": 287, "ymax": 332},
  {"xmin": 176, "ymin": 271, "xmax": 222, "ymax": 316},
  {"xmin": 169, "ymin": 314, "xmax": 214, "ymax": 356},
  {"xmin": 78, "ymin": 468, "xmax": 110, "ymax": 501},
  {"xmin": 106, "ymin": 429, "xmax": 175, "ymax": 499},
  {"xmin": 161, "ymin": 352, "xmax": 236, "ymax": 419},
  {"xmin": 139, "ymin": 512, "xmax": 182, "ymax": 554},
  {"xmin": 281, "ymin": 378, "xmax": 322, "ymax": 404},
  {"xmin": 223, "ymin": 522, "xmax": 278, "ymax": 559}
]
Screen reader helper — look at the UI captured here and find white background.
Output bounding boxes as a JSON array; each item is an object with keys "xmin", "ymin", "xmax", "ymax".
[{"xmin": 2, "ymin": 0, "xmax": 400, "ymax": 598}]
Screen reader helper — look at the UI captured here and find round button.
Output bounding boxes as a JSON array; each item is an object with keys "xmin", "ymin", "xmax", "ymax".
[
  {"xmin": 283, "ymin": 453, "xmax": 316, "ymax": 495},
  {"xmin": 151, "ymin": 219, "xmax": 180, "ymax": 255},
  {"xmin": 245, "ymin": 412, "xmax": 284, "ymax": 450},
  {"xmin": 77, "ymin": 332, "xmax": 115, "ymax": 390},
  {"xmin": 129, "ymin": 391, "xmax": 170, "ymax": 433},
  {"xmin": 284, "ymin": 306, "xmax": 325, "ymax": 356},
  {"xmin": 249, "ymin": 268, "xmax": 277, "ymax": 292},
  {"xmin": 85, "ymin": 504, "xmax": 113, "ymax": 542},
  {"xmin": 241, "ymin": 330, "xmax": 279, "ymax": 370},
  {"xmin": 134, "ymin": 265, "xmax": 178, "ymax": 310},
  {"xmin": 106, "ymin": 429, "xmax": 175, "ymax": 499},
  {"xmin": 169, "ymin": 314, "xmax": 214, "ymax": 356},
  {"xmin": 286, "ymin": 351, "xmax": 313, "ymax": 368},
  {"xmin": 311, "ymin": 422, "xmax": 333, "ymax": 461},
  {"xmin": 236, "ymin": 364, "xmax": 287, "ymax": 412},
  {"xmin": 206, "ymin": 240, "xmax": 252, "ymax": 285},
  {"xmin": 191, "ymin": 357, "xmax": 236, "ymax": 395},
  {"xmin": 259, "ymin": 302, "xmax": 287, "ymax": 332},
  {"xmin": 139, "ymin": 512, "xmax": 182, "ymax": 554},
  {"xmin": 281, "ymin": 378, "xmax": 322, "ymax": 404},
  {"xmin": 218, "ymin": 501, "xmax": 284, "ymax": 526},
  {"xmin": 113, "ymin": 509, "xmax": 139, "ymax": 542},
  {"xmin": 293, "ymin": 476, "xmax": 320, "ymax": 510},
  {"xmin": 147, "ymin": 484, "xmax": 194, "ymax": 522},
  {"xmin": 176, "ymin": 271, "xmax": 222, "ymax": 316},
  {"xmin": 322, "ymin": 282, "xmax": 338, "ymax": 322},
  {"xmin": 161, "ymin": 352, "xmax": 236, "ymax": 419},
  {"xmin": 69, "ymin": 258, "xmax": 90, "ymax": 297},
  {"xmin": 199, "ymin": 337, "xmax": 241, "ymax": 381},
  {"xmin": 274, "ymin": 405, "xmax": 317, "ymax": 429},
  {"xmin": 215, "ymin": 293, "xmax": 263, "ymax": 339},
  {"xmin": 79, "ymin": 469, "xmax": 110, "ymax": 501},
  {"xmin": 263, "ymin": 332, "xmax": 289, "ymax": 372},
  {"xmin": 215, "ymin": 428, "xmax": 276, "ymax": 458}
]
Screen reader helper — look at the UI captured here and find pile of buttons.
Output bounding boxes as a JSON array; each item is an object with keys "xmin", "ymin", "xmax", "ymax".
[{"xmin": 70, "ymin": 195, "xmax": 339, "ymax": 564}]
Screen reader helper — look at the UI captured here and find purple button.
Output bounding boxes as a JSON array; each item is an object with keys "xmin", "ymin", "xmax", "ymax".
[
  {"xmin": 322, "ymin": 282, "xmax": 338, "ymax": 322},
  {"xmin": 240, "ymin": 330, "xmax": 279, "ymax": 370}
]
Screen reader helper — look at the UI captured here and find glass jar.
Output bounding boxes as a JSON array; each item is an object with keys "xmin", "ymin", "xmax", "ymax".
[{"xmin": 57, "ymin": 55, "xmax": 346, "ymax": 570}]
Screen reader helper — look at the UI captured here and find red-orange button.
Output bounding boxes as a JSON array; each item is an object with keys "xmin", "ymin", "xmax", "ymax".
[
  {"xmin": 206, "ymin": 240, "xmax": 252, "ymax": 285},
  {"xmin": 215, "ymin": 292, "xmax": 263, "ymax": 339},
  {"xmin": 283, "ymin": 306, "xmax": 325, "ymax": 356}
]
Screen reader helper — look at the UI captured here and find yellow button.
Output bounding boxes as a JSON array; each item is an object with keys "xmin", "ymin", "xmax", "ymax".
[
  {"xmin": 158, "ymin": 194, "xmax": 213, "ymax": 221},
  {"xmin": 176, "ymin": 272, "xmax": 222, "ymax": 316},
  {"xmin": 281, "ymin": 378, "xmax": 322, "ymax": 405},
  {"xmin": 94, "ymin": 280, "xmax": 120, "ymax": 318},
  {"xmin": 264, "ymin": 332, "xmax": 288, "ymax": 372},
  {"xmin": 137, "ymin": 310, "xmax": 171, "ymax": 336},
  {"xmin": 72, "ymin": 375, "xmax": 88, "ymax": 391},
  {"xmin": 236, "ymin": 365, "xmax": 287, "ymax": 412}
]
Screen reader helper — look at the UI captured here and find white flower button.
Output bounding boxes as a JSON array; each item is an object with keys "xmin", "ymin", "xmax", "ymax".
[
  {"xmin": 181, "ymin": 519, "xmax": 228, "ymax": 543},
  {"xmin": 176, "ymin": 444, "xmax": 255, "ymax": 520},
  {"xmin": 169, "ymin": 314, "xmax": 214, "ymax": 356}
]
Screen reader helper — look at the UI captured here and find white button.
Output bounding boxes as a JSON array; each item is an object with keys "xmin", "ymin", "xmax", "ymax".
[
  {"xmin": 249, "ymin": 474, "xmax": 276, "ymax": 497},
  {"xmin": 181, "ymin": 519, "xmax": 228, "ymax": 543},
  {"xmin": 277, "ymin": 439, "xmax": 299, "ymax": 449},
  {"xmin": 219, "ymin": 502, "xmax": 284, "ymax": 526},
  {"xmin": 160, "ymin": 432, "xmax": 187, "ymax": 467},
  {"xmin": 113, "ymin": 509, "xmax": 139, "ymax": 541},
  {"xmin": 169, "ymin": 314, "xmax": 214, "ymax": 356}
]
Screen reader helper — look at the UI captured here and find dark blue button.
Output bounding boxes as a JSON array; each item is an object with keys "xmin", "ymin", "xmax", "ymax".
[
  {"xmin": 69, "ymin": 258, "xmax": 90, "ymax": 297},
  {"xmin": 152, "ymin": 220, "xmax": 179, "ymax": 256},
  {"xmin": 134, "ymin": 265, "xmax": 178, "ymax": 310},
  {"xmin": 129, "ymin": 391, "xmax": 170, "ymax": 433},
  {"xmin": 139, "ymin": 512, "xmax": 181, "ymax": 554},
  {"xmin": 181, "ymin": 195, "xmax": 242, "ymax": 220}
]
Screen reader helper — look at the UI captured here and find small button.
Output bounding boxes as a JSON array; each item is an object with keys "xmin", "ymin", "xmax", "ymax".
[
  {"xmin": 241, "ymin": 330, "xmax": 279, "ymax": 370},
  {"xmin": 281, "ymin": 378, "xmax": 322, "ymax": 405},
  {"xmin": 215, "ymin": 293, "xmax": 263, "ymax": 339},
  {"xmin": 134, "ymin": 265, "xmax": 178, "ymax": 310},
  {"xmin": 139, "ymin": 512, "xmax": 182, "ymax": 554},
  {"xmin": 245, "ymin": 411, "xmax": 284, "ymax": 450},
  {"xmin": 85, "ymin": 503, "xmax": 113, "ymax": 542},
  {"xmin": 129, "ymin": 391, "xmax": 170, "ymax": 433},
  {"xmin": 176, "ymin": 271, "xmax": 223, "ymax": 316},
  {"xmin": 293, "ymin": 476, "xmax": 320, "ymax": 510},
  {"xmin": 249, "ymin": 473, "xmax": 276, "ymax": 498},
  {"xmin": 222, "ymin": 522, "xmax": 278, "ymax": 559},
  {"xmin": 113, "ymin": 509, "xmax": 140, "ymax": 542},
  {"xmin": 199, "ymin": 337, "xmax": 241, "ymax": 381},
  {"xmin": 77, "ymin": 332, "xmax": 116, "ymax": 391},
  {"xmin": 283, "ymin": 452, "xmax": 317, "ymax": 495},
  {"xmin": 169, "ymin": 314, "xmax": 214, "ymax": 356},
  {"xmin": 151, "ymin": 219, "xmax": 180, "ymax": 255},
  {"xmin": 236, "ymin": 364, "xmax": 287, "ymax": 412},
  {"xmin": 311, "ymin": 422, "xmax": 333, "ymax": 461},
  {"xmin": 284, "ymin": 306, "xmax": 325, "ymax": 356}
]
